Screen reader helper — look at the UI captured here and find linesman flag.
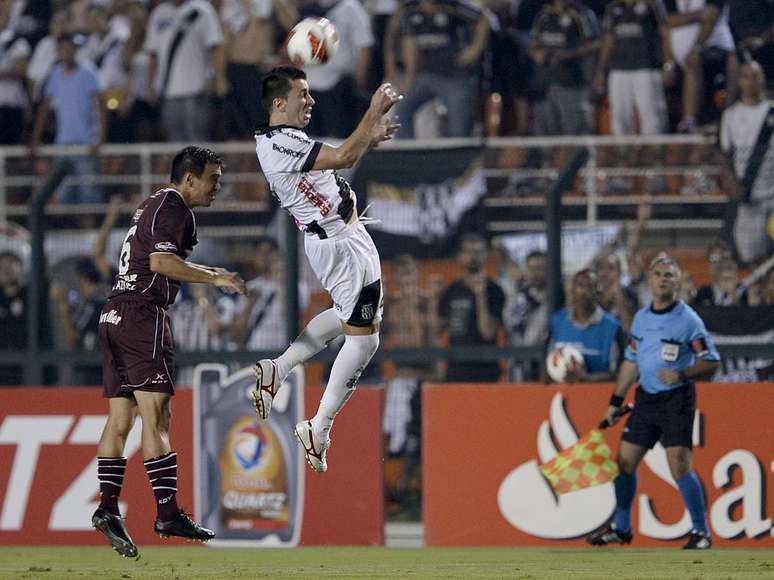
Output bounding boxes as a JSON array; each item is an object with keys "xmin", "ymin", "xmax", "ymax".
[{"xmin": 538, "ymin": 429, "xmax": 619, "ymax": 495}]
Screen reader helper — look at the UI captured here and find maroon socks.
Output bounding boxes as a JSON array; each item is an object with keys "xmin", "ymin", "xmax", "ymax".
[
  {"xmin": 143, "ymin": 451, "xmax": 180, "ymax": 521},
  {"xmin": 97, "ymin": 456, "xmax": 127, "ymax": 516}
]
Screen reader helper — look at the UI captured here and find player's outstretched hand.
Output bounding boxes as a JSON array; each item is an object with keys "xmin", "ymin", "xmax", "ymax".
[
  {"xmin": 213, "ymin": 268, "xmax": 246, "ymax": 295},
  {"xmin": 371, "ymin": 116, "xmax": 400, "ymax": 147},
  {"xmin": 370, "ymin": 83, "xmax": 403, "ymax": 116}
]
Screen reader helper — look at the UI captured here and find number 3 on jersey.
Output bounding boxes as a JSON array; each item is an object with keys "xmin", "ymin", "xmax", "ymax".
[{"xmin": 118, "ymin": 225, "xmax": 138, "ymax": 275}]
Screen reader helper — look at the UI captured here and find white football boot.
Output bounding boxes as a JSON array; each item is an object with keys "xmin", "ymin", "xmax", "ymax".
[
  {"xmin": 252, "ymin": 359, "xmax": 280, "ymax": 420},
  {"xmin": 294, "ymin": 420, "xmax": 331, "ymax": 473}
]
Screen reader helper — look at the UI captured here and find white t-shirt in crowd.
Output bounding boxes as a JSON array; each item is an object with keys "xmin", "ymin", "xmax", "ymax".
[
  {"xmin": 669, "ymin": 0, "xmax": 734, "ymax": 66},
  {"xmin": 145, "ymin": 0, "xmax": 223, "ymax": 99},
  {"xmin": 220, "ymin": 0, "xmax": 273, "ymax": 36},
  {"xmin": 305, "ymin": 0, "xmax": 374, "ymax": 91},
  {"xmin": 720, "ymin": 99, "xmax": 774, "ymax": 205}
]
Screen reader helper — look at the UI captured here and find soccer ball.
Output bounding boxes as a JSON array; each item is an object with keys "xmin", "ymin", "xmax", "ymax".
[
  {"xmin": 546, "ymin": 345, "xmax": 585, "ymax": 383},
  {"xmin": 286, "ymin": 18, "xmax": 339, "ymax": 67}
]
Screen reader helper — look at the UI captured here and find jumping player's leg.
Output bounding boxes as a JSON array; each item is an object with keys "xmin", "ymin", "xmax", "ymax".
[
  {"xmin": 96, "ymin": 397, "xmax": 137, "ymax": 516},
  {"xmin": 134, "ymin": 390, "xmax": 215, "ymax": 540},
  {"xmin": 667, "ymin": 446, "xmax": 710, "ymax": 537},
  {"xmin": 253, "ymin": 308, "xmax": 343, "ymax": 419}
]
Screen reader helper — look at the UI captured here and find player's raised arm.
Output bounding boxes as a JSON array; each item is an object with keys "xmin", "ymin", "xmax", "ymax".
[{"xmin": 311, "ymin": 83, "xmax": 402, "ymax": 170}]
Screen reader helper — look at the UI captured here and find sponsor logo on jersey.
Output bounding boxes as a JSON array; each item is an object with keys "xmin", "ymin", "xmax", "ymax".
[
  {"xmin": 99, "ymin": 309, "xmax": 122, "ymax": 325},
  {"xmin": 361, "ymin": 303, "xmax": 375, "ymax": 321},
  {"xmin": 272, "ymin": 143, "xmax": 304, "ymax": 158},
  {"xmin": 154, "ymin": 241, "xmax": 178, "ymax": 252}
]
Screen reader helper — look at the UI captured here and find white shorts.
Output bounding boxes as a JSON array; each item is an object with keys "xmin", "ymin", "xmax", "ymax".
[
  {"xmin": 608, "ymin": 69, "xmax": 667, "ymax": 135},
  {"xmin": 304, "ymin": 222, "xmax": 383, "ymax": 326}
]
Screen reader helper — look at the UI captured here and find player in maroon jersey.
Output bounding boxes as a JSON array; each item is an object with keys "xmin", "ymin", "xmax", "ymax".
[{"xmin": 92, "ymin": 147, "xmax": 245, "ymax": 557}]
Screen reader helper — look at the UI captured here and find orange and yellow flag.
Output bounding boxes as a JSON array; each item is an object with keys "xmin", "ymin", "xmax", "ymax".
[{"xmin": 538, "ymin": 429, "xmax": 619, "ymax": 495}]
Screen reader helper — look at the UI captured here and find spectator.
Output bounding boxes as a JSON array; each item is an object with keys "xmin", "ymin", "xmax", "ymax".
[
  {"xmin": 394, "ymin": 0, "xmax": 490, "ymax": 138},
  {"xmin": 305, "ymin": 0, "xmax": 374, "ymax": 139},
  {"xmin": 594, "ymin": 0, "xmax": 672, "ymax": 136},
  {"xmin": 26, "ymin": 7, "xmax": 69, "ymax": 103},
  {"xmin": 763, "ymin": 267, "xmax": 774, "ymax": 304},
  {"xmin": 80, "ymin": 1, "xmax": 132, "ymax": 142},
  {"xmin": 720, "ymin": 61, "xmax": 774, "ymax": 265},
  {"xmin": 0, "ymin": 251, "xmax": 26, "ymax": 385},
  {"xmin": 49, "ymin": 257, "xmax": 107, "ymax": 384},
  {"xmin": 728, "ymin": 0, "xmax": 774, "ymax": 88},
  {"xmin": 701, "ymin": 258, "xmax": 747, "ymax": 305},
  {"xmin": 120, "ymin": 0, "xmax": 171, "ymax": 142},
  {"xmin": 594, "ymin": 252, "xmax": 639, "ymax": 333},
  {"xmin": 366, "ymin": 0, "xmax": 399, "ymax": 92},
  {"xmin": 31, "ymin": 33, "xmax": 106, "ymax": 205},
  {"xmin": 220, "ymin": 0, "xmax": 297, "ymax": 138},
  {"xmin": 547, "ymin": 268, "xmax": 625, "ymax": 382},
  {"xmin": 665, "ymin": 0, "xmax": 737, "ymax": 132},
  {"xmin": 438, "ymin": 233, "xmax": 506, "ymax": 382},
  {"xmin": 693, "ymin": 238, "xmax": 735, "ymax": 305},
  {"xmin": 0, "ymin": 1, "xmax": 31, "ymax": 145},
  {"xmin": 382, "ymin": 254, "xmax": 438, "ymax": 518},
  {"xmin": 146, "ymin": 0, "xmax": 226, "ymax": 142},
  {"xmin": 168, "ymin": 283, "xmax": 236, "ymax": 385},
  {"xmin": 504, "ymin": 249, "xmax": 548, "ymax": 382},
  {"xmin": 529, "ymin": 0, "xmax": 600, "ymax": 136},
  {"xmin": 231, "ymin": 237, "xmax": 309, "ymax": 351}
]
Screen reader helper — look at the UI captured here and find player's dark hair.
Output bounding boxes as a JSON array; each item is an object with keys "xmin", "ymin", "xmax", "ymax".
[
  {"xmin": 261, "ymin": 66, "xmax": 306, "ymax": 114},
  {"xmin": 170, "ymin": 146, "xmax": 223, "ymax": 184}
]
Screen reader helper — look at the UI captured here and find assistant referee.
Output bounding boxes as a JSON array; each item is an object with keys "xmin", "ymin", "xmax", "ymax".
[{"xmin": 588, "ymin": 253, "xmax": 720, "ymax": 550}]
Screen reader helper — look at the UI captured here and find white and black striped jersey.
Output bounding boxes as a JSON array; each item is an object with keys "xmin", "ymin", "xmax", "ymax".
[{"xmin": 255, "ymin": 125, "xmax": 355, "ymax": 238}]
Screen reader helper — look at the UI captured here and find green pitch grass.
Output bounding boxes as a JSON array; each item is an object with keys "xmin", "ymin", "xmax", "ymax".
[{"xmin": 0, "ymin": 546, "xmax": 772, "ymax": 579}]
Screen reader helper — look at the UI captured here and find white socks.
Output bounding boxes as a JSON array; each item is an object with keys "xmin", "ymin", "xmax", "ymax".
[
  {"xmin": 311, "ymin": 333, "xmax": 379, "ymax": 440},
  {"xmin": 274, "ymin": 308, "xmax": 343, "ymax": 382}
]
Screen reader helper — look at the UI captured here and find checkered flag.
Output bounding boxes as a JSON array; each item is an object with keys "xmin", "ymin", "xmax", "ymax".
[{"xmin": 538, "ymin": 429, "xmax": 619, "ymax": 495}]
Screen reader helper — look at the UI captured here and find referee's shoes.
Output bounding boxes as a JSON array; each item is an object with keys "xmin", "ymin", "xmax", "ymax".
[
  {"xmin": 683, "ymin": 529, "xmax": 712, "ymax": 550},
  {"xmin": 587, "ymin": 524, "xmax": 633, "ymax": 546}
]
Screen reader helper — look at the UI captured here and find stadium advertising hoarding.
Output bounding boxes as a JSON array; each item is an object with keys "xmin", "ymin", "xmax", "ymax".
[
  {"xmin": 424, "ymin": 382, "xmax": 774, "ymax": 547},
  {"xmin": 0, "ymin": 381, "xmax": 383, "ymax": 546}
]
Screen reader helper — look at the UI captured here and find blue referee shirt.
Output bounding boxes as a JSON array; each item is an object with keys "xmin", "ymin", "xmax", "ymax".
[{"xmin": 625, "ymin": 300, "xmax": 720, "ymax": 394}]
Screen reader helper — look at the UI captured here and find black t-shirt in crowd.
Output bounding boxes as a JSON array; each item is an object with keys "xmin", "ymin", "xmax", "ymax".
[
  {"xmin": 604, "ymin": 0, "xmax": 667, "ymax": 71},
  {"xmin": 0, "ymin": 286, "xmax": 26, "ymax": 349},
  {"xmin": 727, "ymin": 0, "xmax": 774, "ymax": 41},
  {"xmin": 401, "ymin": 0, "xmax": 483, "ymax": 77},
  {"xmin": 439, "ymin": 277, "xmax": 506, "ymax": 382},
  {"xmin": 532, "ymin": 1, "xmax": 600, "ymax": 87}
]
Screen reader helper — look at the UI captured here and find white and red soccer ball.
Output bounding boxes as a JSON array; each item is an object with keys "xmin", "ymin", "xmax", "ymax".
[
  {"xmin": 546, "ymin": 345, "xmax": 585, "ymax": 383},
  {"xmin": 286, "ymin": 18, "xmax": 339, "ymax": 67}
]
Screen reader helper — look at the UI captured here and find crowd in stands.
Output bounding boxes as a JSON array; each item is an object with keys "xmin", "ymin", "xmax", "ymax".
[{"xmin": 1, "ymin": 0, "xmax": 774, "ymax": 145}]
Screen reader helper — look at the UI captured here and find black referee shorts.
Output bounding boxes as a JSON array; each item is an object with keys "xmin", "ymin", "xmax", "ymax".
[{"xmin": 621, "ymin": 383, "xmax": 695, "ymax": 450}]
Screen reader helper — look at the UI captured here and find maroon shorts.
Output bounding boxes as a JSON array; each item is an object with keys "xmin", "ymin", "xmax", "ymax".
[{"xmin": 98, "ymin": 297, "xmax": 175, "ymax": 398}]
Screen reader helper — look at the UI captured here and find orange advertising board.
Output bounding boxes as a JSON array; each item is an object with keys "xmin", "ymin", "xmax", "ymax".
[
  {"xmin": 0, "ymin": 386, "xmax": 383, "ymax": 546},
  {"xmin": 423, "ymin": 382, "xmax": 774, "ymax": 547}
]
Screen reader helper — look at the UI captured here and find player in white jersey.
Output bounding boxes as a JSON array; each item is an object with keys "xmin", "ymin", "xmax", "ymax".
[{"xmin": 252, "ymin": 65, "xmax": 401, "ymax": 472}]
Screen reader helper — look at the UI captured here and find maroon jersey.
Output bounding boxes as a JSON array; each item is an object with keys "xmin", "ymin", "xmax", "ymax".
[{"xmin": 109, "ymin": 188, "xmax": 197, "ymax": 308}]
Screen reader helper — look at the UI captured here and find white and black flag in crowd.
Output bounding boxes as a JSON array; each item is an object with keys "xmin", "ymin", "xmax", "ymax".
[
  {"xmin": 351, "ymin": 147, "xmax": 486, "ymax": 258},
  {"xmin": 695, "ymin": 306, "xmax": 774, "ymax": 382}
]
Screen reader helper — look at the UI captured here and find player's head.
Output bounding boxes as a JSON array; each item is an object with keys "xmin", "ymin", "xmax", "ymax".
[
  {"xmin": 262, "ymin": 66, "xmax": 314, "ymax": 128},
  {"xmin": 739, "ymin": 60, "xmax": 765, "ymax": 101},
  {"xmin": 648, "ymin": 252, "xmax": 681, "ymax": 303},
  {"xmin": 571, "ymin": 268, "xmax": 599, "ymax": 311},
  {"xmin": 170, "ymin": 146, "xmax": 224, "ymax": 208}
]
